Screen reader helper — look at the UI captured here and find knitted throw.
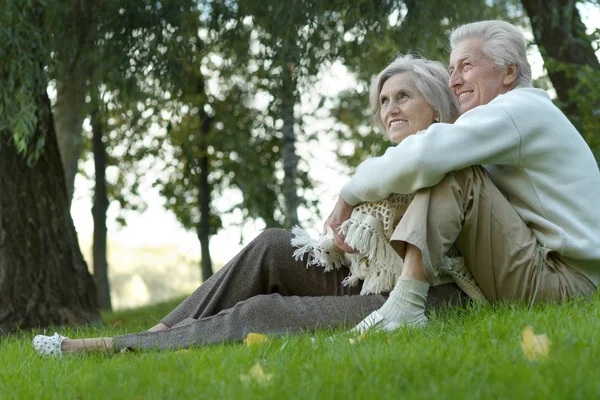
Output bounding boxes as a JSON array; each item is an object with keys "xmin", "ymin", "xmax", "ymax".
[{"xmin": 291, "ymin": 193, "xmax": 487, "ymax": 301}]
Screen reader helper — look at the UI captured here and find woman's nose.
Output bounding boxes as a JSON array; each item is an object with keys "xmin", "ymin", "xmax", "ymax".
[{"xmin": 387, "ymin": 99, "xmax": 400, "ymax": 114}]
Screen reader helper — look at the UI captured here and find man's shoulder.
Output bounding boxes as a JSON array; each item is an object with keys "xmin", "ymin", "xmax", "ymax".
[
  {"xmin": 490, "ymin": 87, "xmax": 558, "ymax": 120},
  {"xmin": 495, "ymin": 87, "xmax": 551, "ymax": 105}
]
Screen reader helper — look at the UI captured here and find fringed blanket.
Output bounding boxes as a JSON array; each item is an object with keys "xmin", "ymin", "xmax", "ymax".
[{"xmin": 291, "ymin": 193, "xmax": 487, "ymax": 301}]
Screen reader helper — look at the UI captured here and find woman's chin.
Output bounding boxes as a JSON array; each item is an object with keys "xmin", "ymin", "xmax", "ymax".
[{"xmin": 388, "ymin": 131, "xmax": 410, "ymax": 144}]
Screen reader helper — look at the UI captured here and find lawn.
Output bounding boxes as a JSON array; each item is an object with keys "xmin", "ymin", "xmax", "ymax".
[{"xmin": 1, "ymin": 293, "xmax": 599, "ymax": 399}]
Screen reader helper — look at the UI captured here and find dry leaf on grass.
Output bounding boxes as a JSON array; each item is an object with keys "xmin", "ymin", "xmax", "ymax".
[
  {"xmin": 520, "ymin": 325, "xmax": 551, "ymax": 361},
  {"xmin": 240, "ymin": 362, "xmax": 273, "ymax": 385},
  {"xmin": 243, "ymin": 333, "xmax": 269, "ymax": 346}
]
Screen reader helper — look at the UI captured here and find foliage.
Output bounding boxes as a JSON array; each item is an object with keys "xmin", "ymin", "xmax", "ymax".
[
  {"xmin": 327, "ymin": 0, "xmax": 525, "ymax": 170},
  {"xmin": 153, "ymin": 4, "xmax": 287, "ymax": 234},
  {"xmin": 2, "ymin": 292, "xmax": 600, "ymax": 398},
  {"xmin": 156, "ymin": 0, "xmax": 400, "ymax": 232},
  {"xmin": 50, "ymin": 0, "xmax": 201, "ymax": 223},
  {"xmin": 0, "ymin": 1, "xmax": 52, "ymax": 165},
  {"xmin": 543, "ymin": 59, "xmax": 600, "ymax": 159}
]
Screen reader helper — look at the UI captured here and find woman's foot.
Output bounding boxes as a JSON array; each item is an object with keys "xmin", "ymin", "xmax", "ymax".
[
  {"xmin": 32, "ymin": 333, "xmax": 68, "ymax": 357},
  {"xmin": 32, "ymin": 333, "xmax": 114, "ymax": 356}
]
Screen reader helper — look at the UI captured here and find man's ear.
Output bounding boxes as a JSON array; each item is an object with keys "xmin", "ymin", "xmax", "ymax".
[{"xmin": 503, "ymin": 64, "xmax": 518, "ymax": 86}]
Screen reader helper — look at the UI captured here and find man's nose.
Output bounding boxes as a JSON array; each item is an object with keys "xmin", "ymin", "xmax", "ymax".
[{"xmin": 449, "ymin": 70, "xmax": 462, "ymax": 88}]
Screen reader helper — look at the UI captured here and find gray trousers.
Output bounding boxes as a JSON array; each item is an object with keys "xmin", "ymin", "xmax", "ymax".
[{"xmin": 114, "ymin": 228, "xmax": 464, "ymax": 351}]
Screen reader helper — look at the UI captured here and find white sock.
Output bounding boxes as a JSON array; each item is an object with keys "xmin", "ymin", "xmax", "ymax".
[{"xmin": 377, "ymin": 277, "xmax": 429, "ymax": 328}]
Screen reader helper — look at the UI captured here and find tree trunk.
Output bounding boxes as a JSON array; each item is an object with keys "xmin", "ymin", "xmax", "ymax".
[
  {"xmin": 281, "ymin": 61, "xmax": 299, "ymax": 227},
  {"xmin": 195, "ymin": 90, "xmax": 214, "ymax": 282},
  {"xmin": 91, "ymin": 109, "xmax": 112, "ymax": 311},
  {"xmin": 0, "ymin": 89, "xmax": 99, "ymax": 333},
  {"xmin": 54, "ymin": 77, "xmax": 88, "ymax": 206},
  {"xmin": 197, "ymin": 106, "xmax": 214, "ymax": 282},
  {"xmin": 54, "ymin": 0, "xmax": 97, "ymax": 206},
  {"xmin": 197, "ymin": 150, "xmax": 213, "ymax": 282},
  {"xmin": 521, "ymin": 0, "xmax": 600, "ymax": 129}
]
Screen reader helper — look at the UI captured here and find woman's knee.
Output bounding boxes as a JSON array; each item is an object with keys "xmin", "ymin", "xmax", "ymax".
[{"xmin": 255, "ymin": 228, "xmax": 294, "ymax": 252}]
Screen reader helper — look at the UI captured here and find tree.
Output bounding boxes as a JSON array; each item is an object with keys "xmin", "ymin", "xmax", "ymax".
[
  {"xmin": 234, "ymin": 0, "xmax": 400, "ymax": 227},
  {"xmin": 156, "ymin": 8, "xmax": 278, "ymax": 281},
  {"xmin": 90, "ymin": 104, "xmax": 111, "ymax": 311},
  {"xmin": 51, "ymin": 0, "xmax": 199, "ymax": 206},
  {"xmin": 0, "ymin": 2, "xmax": 99, "ymax": 332},
  {"xmin": 521, "ymin": 0, "xmax": 600, "ymax": 156},
  {"xmin": 48, "ymin": 0, "xmax": 199, "ymax": 309},
  {"xmin": 328, "ymin": 0, "xmax": 521, "ymax": 169}
]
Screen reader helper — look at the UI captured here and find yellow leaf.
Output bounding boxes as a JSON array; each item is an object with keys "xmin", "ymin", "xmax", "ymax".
[
  {"xmin": 349, "ymin": 331, "xmax": 368, "ymax": 345},
  {"xmin": 520, "ymin": 325, "xmax": 551, "ymax": 361},
  {"xmin": 240, "ymin": 362, "xmax": 273, "ymax": 385},
  {"xmin": 243, "ymin": 333, "xmax": 269, "ymax": 347}
]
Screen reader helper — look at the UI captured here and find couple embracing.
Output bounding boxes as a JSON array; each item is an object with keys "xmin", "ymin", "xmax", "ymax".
[{"xmin": 34, "ymin": 20, "xmax": 600, "ymax": 356}]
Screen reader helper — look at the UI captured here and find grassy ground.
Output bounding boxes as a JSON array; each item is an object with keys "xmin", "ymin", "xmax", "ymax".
[{"xmin": 1, "ymin": 293, "xmax": 599, "ymax": 400}]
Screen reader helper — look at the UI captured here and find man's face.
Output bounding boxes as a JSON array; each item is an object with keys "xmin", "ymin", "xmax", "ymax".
[{"xmin": 448, "ymin": 38, "xmax": 514, "ymax": 114}]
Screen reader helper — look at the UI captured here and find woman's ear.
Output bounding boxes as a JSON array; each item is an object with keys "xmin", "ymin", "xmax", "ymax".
[{"xmin": 503, "ymin": 64, "xmax": 518, "ymax": 86}]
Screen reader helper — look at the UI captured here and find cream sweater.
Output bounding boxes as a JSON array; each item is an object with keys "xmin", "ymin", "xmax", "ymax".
[{"xmin": 341, "ymin": 87, "xmax": 600, "ymax": 286}]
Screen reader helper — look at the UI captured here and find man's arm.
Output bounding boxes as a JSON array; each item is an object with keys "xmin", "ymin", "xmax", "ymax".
[
  {"xmin": 324, "ymin": 102, "xmax": 522, "ymax": 250},
  {"xmin": 340, "ymin": 104, "xmax": 521, "ymax": 206}
]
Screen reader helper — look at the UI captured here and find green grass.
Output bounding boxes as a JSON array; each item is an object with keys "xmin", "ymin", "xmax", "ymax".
[{"xmin": 2, "ymin": 293, "xmax": 600, "ymax": 399}]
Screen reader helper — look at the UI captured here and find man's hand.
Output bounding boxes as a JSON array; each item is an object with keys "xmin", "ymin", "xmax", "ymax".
[{"xmin": 323, "ymin": 195, "xmax": 357, "ymax": 253}]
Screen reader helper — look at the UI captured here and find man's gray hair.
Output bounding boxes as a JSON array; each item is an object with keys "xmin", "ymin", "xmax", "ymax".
[
  {"xmin": 370, "ymin": 54, "xmax": 460, "ymax": 134},
  {"xmin": 450, "ymin": 20, "xmax": 532, "ymax": 87}
]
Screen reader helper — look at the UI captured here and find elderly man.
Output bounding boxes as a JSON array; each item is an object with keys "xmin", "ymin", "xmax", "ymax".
[{"xmin": 325, "ymin": 20, "xmax": 600, "ymax": 332}]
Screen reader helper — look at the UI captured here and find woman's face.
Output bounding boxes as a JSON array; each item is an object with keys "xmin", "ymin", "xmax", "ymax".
[{"xmin": 379, "ymin": 73, "xmax": 436, "ymax": 144}]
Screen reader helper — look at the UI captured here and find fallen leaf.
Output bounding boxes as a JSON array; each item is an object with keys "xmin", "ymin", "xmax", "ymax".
[
  {"xmin": 240, "ymin": 362, "xmax": 273, "ymax": 385},
  {"xmin": 520, "ymin": 325, "xmax": 551, "ymax": 361},
  {"xmin": 243, "ymin": 333, "xmax": 269, "ymax": 347},
  {"xmin": 349, "ymin": 331, "xmax": 368, "ymax": 345}
]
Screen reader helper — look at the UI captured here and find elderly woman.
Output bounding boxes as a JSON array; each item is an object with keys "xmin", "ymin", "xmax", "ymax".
[
  {"xmin": 327, "ymin": 20, "xmax": 600, "ymax": 333},
  {"xmin": 33, "ymin": 54, "xmax": 461, "ymax": 356}
]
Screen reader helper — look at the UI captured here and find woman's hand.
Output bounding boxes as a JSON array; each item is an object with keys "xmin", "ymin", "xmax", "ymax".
[{"xmin": 323, "ymin": 195, "xmax": 358, "ymax": 253}]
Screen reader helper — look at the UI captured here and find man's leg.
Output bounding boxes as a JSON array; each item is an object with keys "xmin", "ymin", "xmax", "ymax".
[{"xmin": 391, "ymin": 166, "xmax": 595, "ymax": 303}]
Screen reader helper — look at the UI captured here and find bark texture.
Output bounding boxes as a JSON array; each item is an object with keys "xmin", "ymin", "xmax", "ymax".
[
  {"xmin": 91, "ymin": 110, "xmax": 112, "ymax": 311},
  {"xmin": 54, "ymin": 76, "xmax": 88, "ymax": 205},
  {"xmin": 0, "ymin": 90, "xmax": 99, "ymax": 333},
  {"xmin": 521, "ymin": 0, "xmax": 600, "ymax": 127},
  {"xmin": 197, "ymin": 111, "xmax": 214, "ymax": 282},
  {"xmin": 281, "ymin": 61, "xmax": 299, "ymax": 227}
]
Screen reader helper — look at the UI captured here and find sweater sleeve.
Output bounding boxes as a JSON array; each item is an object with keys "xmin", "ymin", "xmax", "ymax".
[{"xmin": 340, "ymin": 103, "xmax": 522, "ymax": 206}]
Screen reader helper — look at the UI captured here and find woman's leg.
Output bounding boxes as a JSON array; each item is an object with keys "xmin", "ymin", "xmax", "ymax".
[
  {"xmin": 113, "ymin": 293, "xmax": 387, "ymax": 351},
  {"xmin": 57, "ymin": 282, "xmax": 464, "ymax": 354},
  {"xmin": 391, "ymin": 166, "xmax": 595, "ymax": 303},
  {"xmin": 160, "ymin": 228, "xmax": 364, "ymax": 328}
]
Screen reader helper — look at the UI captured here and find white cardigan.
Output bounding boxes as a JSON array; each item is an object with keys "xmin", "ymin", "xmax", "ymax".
[{"xmin": 341, "ymin": 87, "xmax": 600, "ymax": 286}]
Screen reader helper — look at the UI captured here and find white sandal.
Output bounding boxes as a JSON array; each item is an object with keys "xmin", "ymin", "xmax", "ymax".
[{"xmin": 32, "ymin": 333, "xmax": 69, "ymax": 357}]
